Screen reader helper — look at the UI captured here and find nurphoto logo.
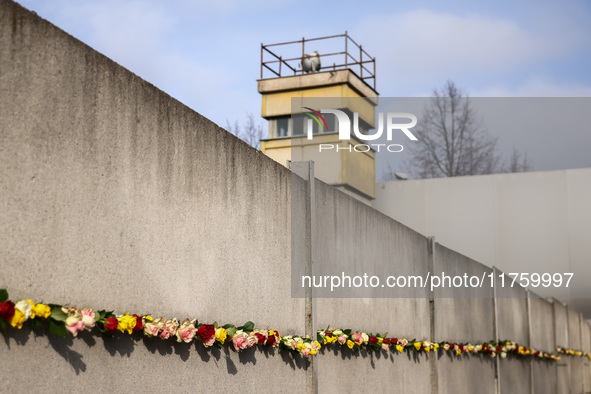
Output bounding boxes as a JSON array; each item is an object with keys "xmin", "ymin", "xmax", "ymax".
[{"xmin": 302, "ymin": 108, "xmax": 419, "ymax": 153}]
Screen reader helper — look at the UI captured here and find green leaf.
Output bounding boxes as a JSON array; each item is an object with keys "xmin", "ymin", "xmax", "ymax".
[
  {"xmin": 0, "ymin": 289, "xmax": 8, "ymax": 302},
  {"xmin": 0, "ymin": 319, "xmax": 7, "ymax": 331},
  {"xmin": 213, "ymin": 321, "xmax": 218, "ymax": 329},
  {"xmin": 50, "ymin": 306, "xmax": 68, "ymax": 322},
  {"xmin": 226, "ymin": 327, "xmax": 237, "ymax": 337},
  {"xmin": 242, "ymin": 321, "xmax": 254, "ymax": 332},
  {"xmin": 48, "ymin": 319, "xmax": 66, "ymax": 337},
  {"xmin": 31, "ymin": 318, "xmax": 43, "ymax": 331}
]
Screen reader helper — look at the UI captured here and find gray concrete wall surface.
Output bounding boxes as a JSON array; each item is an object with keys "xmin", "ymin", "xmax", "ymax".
[
  {"xmin": 1, "ymin": 0, "xmax": 590, "ymax": 393},
  {"xmin": 0, "ymin": 0, "xmax": 307, "ymax": 391}
]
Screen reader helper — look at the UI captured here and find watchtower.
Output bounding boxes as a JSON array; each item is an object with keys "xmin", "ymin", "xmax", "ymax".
[{"xmin": 258, "ymin": 33, "xmax": 378, "ymax": 204}]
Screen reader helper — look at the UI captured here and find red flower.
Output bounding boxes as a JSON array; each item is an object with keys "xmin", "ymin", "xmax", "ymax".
[
  {"xmin": 369, "ymin": 336, "xmax": 377, "ymax": 345},
  {"xmin": 496, "ymin": 346, "xmax": 502, "ymax": 353},
  {"xmin": 267, "ymin": 334, "xmax": 276, "ymax": 347},
  {"xmin": 197, "ymin": 324, "xmax": 215, "ymax": 340},
  {"xmin": 255, "ymin": 333, "xmax": 266, "ymax": 344},
  {"xmin": 383, "ymin": 338, "xmax": 391, "ymax": 345},
  {"xmin": 132, "ymin": 314, "xmax": 143, "ymax": 332},
  {"xmin": 450, "ymin": 344, "xmax": 456, "ymax": 350},
  {"xmin": 0, "ymin": 301, "xmax": 15, "ymax": 321},
  {"xmin": 391, "ymin": 338, "xmax": 398, "ymax": 345},
  {"xmin": 104, "ymin": 317, "xmax": 118, "ymax": 334}
]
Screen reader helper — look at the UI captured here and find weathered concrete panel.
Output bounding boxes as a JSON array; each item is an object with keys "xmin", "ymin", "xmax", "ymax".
[
  {"xmin": 533, "ymin": 362, "xmax": 557, "ymax": 394},
  {"xmin": 314, "ymin": 181, "xmax": 431, "ymax": 393},
  {"xmin": 434, "ymin": 245, "xmax": 494, "ymax": 343},
  {"xmin": 554, "ymin": 301, "xmax": 569, "ymax": 348},
  {"xmin": 317, "ymin": 349, "xmax": 432, "ymax": 394},
  {"xmin": 314, "ymin": 180, "xmax": 431, "ymax": 335},
  {"xmin": 0, "ymin": 0, "xmax": 306, "ymax": 391},
  {"xmin": 496, "ymin": 272, "xmax": 529, "ymax": 345},
  {"xmin": 437, "ymin": 356, "xmax": 496, "ymax": 394},
  {"xmin": 530, "ymin": 297, "xmax": 556, "ymax": 352},
  {"xmin": 583, "ymin": 321, "xmax": 591, "ymax": 393},
  {"xmin": 568, "ymin": 309, "xmax": 582, "ymax": 351},
  {"xmin": 499, "ymin": 358, "xmax": 530, "ymax": 394},
  {"xmin": 434, "ymin": 245, "xmax": 496, "ymax": 394}
]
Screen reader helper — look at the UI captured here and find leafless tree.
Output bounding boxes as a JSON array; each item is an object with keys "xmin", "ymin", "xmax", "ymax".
[
  {"xmin": 226, "ymin": 113, "xmax": 265, "ymax": 150},
  {"xmin": 502, "ymin": 146, "xmax": 533, "ymax": 173},
  {"xmin": 405, "ymin": 81, "xmax": 502, "ymax": 178}
]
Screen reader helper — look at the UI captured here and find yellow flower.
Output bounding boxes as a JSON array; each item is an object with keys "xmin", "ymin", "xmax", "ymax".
[
  {"xmin": 296, "ymin": 342, "xmax": 306, "ymax": 351},
  {"xmin": 215, "ymin": 327, "xmax": 227, "ymax": 343},
  {"xmin": 414, "ymin": 342, "xmax": 421, "ymax": 351},
  {"xmin": 396, "ymin": 345, "xmax": 404, "ymax": 353},
  {"xmin": 117, "ymin": 313, "xmax": 137, "ymax": 334},
  {"xmin": 456, "ymin": 348, "xmax": 462, "ymax": 356},
  {"xmin": 378, "ymin": 337, "xmax": 384, "ymax": 345},
  {"xmin": 33, "ymin": 303, "xmax": 51, "ymax": 319},
  {"xmin": 10, "ymin": 309, "xmax": 25, "ymax": 329},
  {"xmin": 468, "ymin": 345, "xmax": 474, "ymax": 352},
  {"xmin": 424, "ymin": 347, "xmax": 431, "ymax": 353},
  {"xmin": 26, "ymin": 300, "xmax": 36, "ymax": 319},
  {"xmin": 346, "ymin": 340, "xmax": 354, "ymax": 349},
  {"xmin": 433, "ymin": 343, "xmax": 440, "ymax": 351}
]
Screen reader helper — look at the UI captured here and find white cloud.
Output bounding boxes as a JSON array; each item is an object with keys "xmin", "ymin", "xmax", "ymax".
[
  {"xmin": 472, "ymin": 79, "xmax": 591, "ymax": 97},
  {"xmin": 352, "ymin": 9, "xmax": 588, "ymax": 89}
]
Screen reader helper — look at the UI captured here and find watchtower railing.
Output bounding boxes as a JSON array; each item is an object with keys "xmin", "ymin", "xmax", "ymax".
[{"xmin": 260, "ymin": 32, "xmax": 376, "ymax": 90}]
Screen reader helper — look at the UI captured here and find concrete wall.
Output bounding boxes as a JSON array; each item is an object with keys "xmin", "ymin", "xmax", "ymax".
[
  {"xmin": 373, "ymin": 169, "xmax": 591, "ymax": 316},
  {"xmin": 0, "ymin": 0, "xmax": 307, "ymax": 391},
  {"xmin": 314, "ymin": 180, "xmax": 432, "ymax": 393},
  {"xmin": 1, "ymin": 0, "xmax": 590, "ymax": 393}
]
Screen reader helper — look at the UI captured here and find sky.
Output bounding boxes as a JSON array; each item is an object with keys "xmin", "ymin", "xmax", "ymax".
[{"xmin": 16, "ymin": 0, "xmax": 591, "ymax": 176}]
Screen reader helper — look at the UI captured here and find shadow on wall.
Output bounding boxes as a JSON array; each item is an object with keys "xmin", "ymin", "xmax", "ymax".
[
  {"xmin": 2, "ymin": 327, "xmax": 316, "ymax": 375},
  {"xmin": 0, "ymin": 325, "xmax": 500, "ymax": 376},
  {"xmin": 319, "ymin": 345, "xmax": 496, "ymax": 368}
]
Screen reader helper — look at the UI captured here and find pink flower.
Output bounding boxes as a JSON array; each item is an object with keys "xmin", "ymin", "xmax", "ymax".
[
  {"xmin": 176, "ymin": 319, "xmax": 197, "ymax": 343},
  {"xmin": 144, "ymin": 322, "xmax": 160, "ymax": 337},
  {"xmin": 246, "ymin": 334, "xmax": 258, "ymax": 348},
  {"xmin": 382, "ymin": 344, "xmax": 390, "ymax": 351},
  {"xmin": 65, "ymin": 316, "xmax": 84, "ymax": 336},
  {"xmin": 338, "ymin": 335, "xmax": 347, "ymax": 345},
  {"xmin": 144, "ymin": 317, "xmax": 165, "ymax": 338},
  {"xmin": 303, "ymin": 348, "xmax": 310, "ymax": 356},
  {"xmin": 159, "ymin": 319, "xmax": 178, "ymax": 340},
  {"xmin": 80, "ymin": 308, "xmax": 96, "ymax": 330},
  {"xmin": 352, "ymin": 332, "xmax": 363, "ymax": 345},
  {"xmin": 233, "ymin": 331, "xmax": 248, "ymax": 351}
]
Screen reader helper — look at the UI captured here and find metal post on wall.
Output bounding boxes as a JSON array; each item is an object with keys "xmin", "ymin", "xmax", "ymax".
[
  {"xmin": 288, "ymin": 160, "xmax": 317, "ymax": 394},
  {"xmin": 526, "ymin": 289, "xmax": 534, "ymax": 394},
  {"xmin": 427, "ymin": 236, "xmax": 438, "ymax": 394},
  {"xmin": 492, "ymin": 266, "xmax": 500, "ymax": 394}
]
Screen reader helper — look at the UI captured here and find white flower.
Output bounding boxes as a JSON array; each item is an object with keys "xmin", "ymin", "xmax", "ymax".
[
  {"xmin": 361, "ymin": 333, "xmax": 369, "ymax": 345},
  {"xmin": 15, "ymin": 300, "xmax": 33, "ymax": 320}
]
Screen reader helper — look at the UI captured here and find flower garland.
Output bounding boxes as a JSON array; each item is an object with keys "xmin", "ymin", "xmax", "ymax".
[{"xmin": 1, "ymin": 289, "xmax": 588, "ymax": 362}]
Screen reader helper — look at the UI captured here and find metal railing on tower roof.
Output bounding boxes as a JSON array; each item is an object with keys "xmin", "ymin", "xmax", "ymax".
[{"xmin": 260, "ymin": 32, "xmax": 376, "ymax": 90}]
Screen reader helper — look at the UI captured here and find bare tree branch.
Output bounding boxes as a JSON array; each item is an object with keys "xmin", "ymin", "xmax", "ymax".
[
  {"xmin": 226, "ymin": 113, "xmax": 265, "ymax": 150},
  {"xmin": 405, "ymin": 81, "xmax": 502, "ymax": 178}
]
